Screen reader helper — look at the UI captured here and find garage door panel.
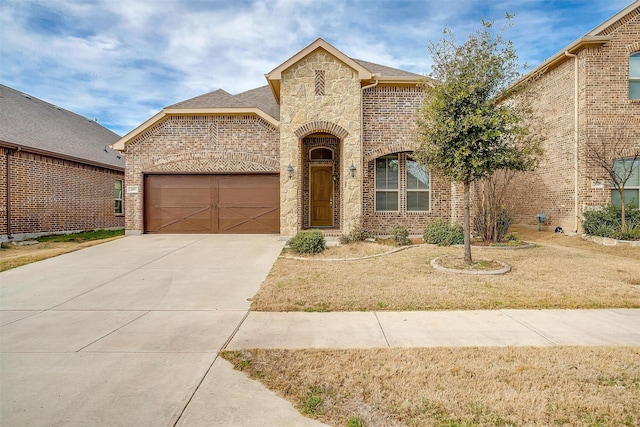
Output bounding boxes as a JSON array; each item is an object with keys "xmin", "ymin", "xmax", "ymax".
[
  {"xmin": 218, "ymin": 207, "xmax": 280, "ymax": 233},
  {"xmin": 144, "ymin": 174, "xmax": 279, "ymax": 234}
]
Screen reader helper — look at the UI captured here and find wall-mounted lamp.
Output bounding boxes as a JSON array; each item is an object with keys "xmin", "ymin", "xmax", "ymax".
[
  {"xmin": 286, "ymin": 163, "xmax": 294, "ymax": 179},
  {"xmin": 349, "ymin": 162, "xmax": 356, "ymax": 178}
]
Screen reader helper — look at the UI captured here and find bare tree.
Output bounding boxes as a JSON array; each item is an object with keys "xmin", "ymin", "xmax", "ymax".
[{"xmin": 582, "ymin": 124, "xmax": 640, "ymax": 232}]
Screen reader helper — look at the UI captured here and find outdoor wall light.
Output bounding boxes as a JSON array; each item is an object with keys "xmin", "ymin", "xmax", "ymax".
[
  {"xmin": 349, "ymin": 162, "xmax": 356, "ymax": 178},
  {"xmin": 286, "ymin": 163, "xmax": 294, "ymax": 179}
]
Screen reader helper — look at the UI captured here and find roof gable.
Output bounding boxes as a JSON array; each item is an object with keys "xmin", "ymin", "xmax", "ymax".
[
  {"xmin": 521, "ymin": 2, "xmax": 639, "ymax": 79},
  {"xmin": 265, "ymin": 38, "xmax": 375, "ymax": 102},
  {"xmin": 0, "ymin": 84, "xmax": 123, "ymax": 170}
]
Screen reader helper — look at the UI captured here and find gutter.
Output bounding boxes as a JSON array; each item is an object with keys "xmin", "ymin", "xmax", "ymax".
[
  {"xmin": 0, "ymin": 141, "xmax": 124, "ymax": 172},
  {"xmin": 564, "ymin": 50, "xmax": 580, "ymax": 233}
]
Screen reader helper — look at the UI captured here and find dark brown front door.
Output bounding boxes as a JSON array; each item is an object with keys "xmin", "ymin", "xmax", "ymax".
[
  {"xmin": 309, "ymin": 166, "xmax": 333, "ymax": 227},
  {"xmin": 144, "ymin": 174, "xmax": 279, "ymax": 234}
]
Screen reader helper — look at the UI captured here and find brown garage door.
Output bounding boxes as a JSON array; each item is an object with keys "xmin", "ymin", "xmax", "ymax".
[{"xmin": 144, "ymin": 174, "xmax": 279, "ymax": 234}]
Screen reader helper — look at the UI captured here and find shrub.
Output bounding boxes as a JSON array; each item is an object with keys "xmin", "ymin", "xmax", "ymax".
[
  {"xmin": 582, "ymin": 203, "xmax": 640, "ymax": 240},
  {"xmin": 288, "ymin": 230, "xmax": 326, "ymax": 254},
  {"xmin": 339, "ymin": 225, "xmax": 372, "ymax": 244},
  {"xmin": 389, "ymin": 224, "xmax": 411, "ymax": 246},
  {"xmin": 474, "ymin": 206, "xmax": 512, "ymax": 243},
  {"xmin": 423, "ymin": 219, "xmax": 464, "ymax": 246}
]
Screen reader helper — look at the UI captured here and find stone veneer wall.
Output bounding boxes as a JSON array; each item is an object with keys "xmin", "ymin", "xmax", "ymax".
[
  {"xmin": 124, "ymin": 115, "xmax": 279, "ymax": 233},
  {"xmin": 507, "ymin": 7, "xmax": 639, "ymax": 231},
  {"xmin": 1, "ymin": 147, "xmax": 124, "ymax": 240},
  {"xmin": 279, "ymin": 49, "xmax": 362, "ymax": 236},
  {"xmin": 361, "ymin": 85, "xmax": 452, "ymax": 235}
]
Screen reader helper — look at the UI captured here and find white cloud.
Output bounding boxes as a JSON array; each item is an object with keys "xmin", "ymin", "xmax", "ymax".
[{"xmin": 1, "ymin": 0, "xmax": 634, "ymax": 135}]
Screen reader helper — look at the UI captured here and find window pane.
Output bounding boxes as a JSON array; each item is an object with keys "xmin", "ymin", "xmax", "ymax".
[
  {"xmin": 630, "ymin": 81, "xmax": 640, "ymax": 100},
  {"xmin": 613, "ymin": 159, "xmax": 640, "ymax": 185},
  {"xmin": 375, "ymin": 155, "xmax": 398, "ymax": 190},
  {"xmin": 115, "ymin": 200, "xmax": 123, "ymax": 214},
  {"xmin": 407, "ymin": 191, "xmax": 430, "ymax": 211},
  {"xmin": 630, "ymin": 53, "xmax": 640, "ymax": 77},
  {"xmin": 612, "ymin": 189, "xmax": 639, "ymax": 208},
  {"xmin": 376, "ymin": 191, "xmax": 398, "ymax": 211},
  {"xmin": 406, "ymin": 158, "xmax": 429, "ymax": 190},
  {"xmin": 310, "ymin": 148, "xmax": 333, "ymax": 160}
]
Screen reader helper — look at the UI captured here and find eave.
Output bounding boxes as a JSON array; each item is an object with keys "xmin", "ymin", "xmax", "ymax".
[{"xmin": 0, "ymin": 140, "xmax": 124, "ymax": 172}]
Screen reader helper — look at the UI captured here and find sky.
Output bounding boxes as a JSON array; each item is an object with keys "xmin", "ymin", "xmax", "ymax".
[{"xmin": 0, "ymin": 0, "xmax": 635, "ymax": 136}]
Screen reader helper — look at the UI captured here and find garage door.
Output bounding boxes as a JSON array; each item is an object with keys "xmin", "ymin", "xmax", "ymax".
[{"xmin": 144, "ymin": 174, "xmax": 279, "ymax": 234}]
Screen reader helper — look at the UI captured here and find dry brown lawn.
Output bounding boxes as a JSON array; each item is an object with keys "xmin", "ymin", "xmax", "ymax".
[
  {"xmin": 222, "ymin": 346, "xmax": 640, "ymax": 427},
  {"xmin": 252, "ymin": 227, "xmax": 640, "ymax": 311},
  {"xmin": 0, "ymin": 237, "xmax": 122, "ymax": 272}
]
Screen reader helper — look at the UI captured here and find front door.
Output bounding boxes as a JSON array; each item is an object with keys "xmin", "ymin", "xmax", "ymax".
[{"xmin": 310, "ymin": 165, "xmax": 333, "ymax": 227}]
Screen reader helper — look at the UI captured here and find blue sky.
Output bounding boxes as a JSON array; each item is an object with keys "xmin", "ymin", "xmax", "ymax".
[{"xmin": 0, "ymin": 0, "xmax": 634, "ymax": 136}]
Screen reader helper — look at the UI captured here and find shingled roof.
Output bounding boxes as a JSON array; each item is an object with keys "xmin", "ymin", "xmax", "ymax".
[
  {"xmin": 0, "ymin": 84, "xmax": 124, "ymax": 170},
  {"xmin": 164, "ymin": 58, "xmax": 421, "ymax": 121},
  {"xmin": 167, "ymin": 86, "xmax": 280, "ymax": 120}
]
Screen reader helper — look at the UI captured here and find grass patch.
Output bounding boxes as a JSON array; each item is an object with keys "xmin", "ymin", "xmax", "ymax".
[
  {"xmin": 222, "ymin": 347, "xmax": 640, "ymax": 427},
  {"xmin": 252, "ymin": 227, "xmax": 640, "ymax": 311},
  {"xmin": 0, "ymin": 229, "xmax": 124, "ymax": 272},
  {"xmin": 35, "ymin": 229, "xmax": 124, "ymax": 243}
]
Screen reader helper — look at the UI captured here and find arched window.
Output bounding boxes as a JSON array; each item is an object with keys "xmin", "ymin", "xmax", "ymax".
[{"xmin": 630, "ymin": 53, "xmax": 640, "ymax": 100}]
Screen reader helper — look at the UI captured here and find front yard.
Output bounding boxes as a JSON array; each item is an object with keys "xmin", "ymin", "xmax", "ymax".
[
  {"xmin": 229, "ymin": 228, "xmax": 640, "ymax": 427},
  {"xmin": 251, "ymin": 227, "xmax": 640, "ymax": 312}
]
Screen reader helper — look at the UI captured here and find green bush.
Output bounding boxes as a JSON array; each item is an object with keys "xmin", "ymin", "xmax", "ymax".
[
  {"xmin": 389, "ymin": 224, "xmax": 411, "ymax": 246},
  {"xmin": 423, "ymin": 219, "xmax": 464, "ymax": 246},
  {"xmin": 582, "ymin": 203, "xmax": 640, "ymax": 240},
  {"xmin": 339, "ymin": 225, "xmax": 372, "ymax": 244},
  {"xmin": 288, "ymin": 230, "xmax": 326, "ymax": 254}
]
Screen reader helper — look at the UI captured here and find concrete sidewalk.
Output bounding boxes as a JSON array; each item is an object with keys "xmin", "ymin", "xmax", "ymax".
[{"xmin": 227, "ymin": 309, "xmax": 640, "ymax": 349}]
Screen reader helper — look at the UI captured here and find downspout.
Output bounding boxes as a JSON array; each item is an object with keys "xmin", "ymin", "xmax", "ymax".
[{"xmin": 565, "ymin": 50, "xmax": 579, "ymax": 233}]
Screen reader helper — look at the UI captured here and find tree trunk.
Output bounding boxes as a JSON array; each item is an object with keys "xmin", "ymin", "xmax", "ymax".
[
  {"xmin": 463, "ymin": 180, "xmax": 473, "ymax": 264},
  {"xmin": 620, "ymin": 190, "xmax": 627, "ymax": 233}
]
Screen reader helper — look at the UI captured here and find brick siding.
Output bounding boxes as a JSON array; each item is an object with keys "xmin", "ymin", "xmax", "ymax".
[
  {"xmin": 1, "ymin": 147, "xmax": 124, "ymax": 240},
  {"xmin": 507, "ymin": 8, "xmax": 640, "ymax": 231},
  {"xmin": 361, "ymin": 85, "xmax": 452, "ymax": 235},
  {"xmin": 124, "ymin": 114, "xmax": 280, "ymax": 232}
]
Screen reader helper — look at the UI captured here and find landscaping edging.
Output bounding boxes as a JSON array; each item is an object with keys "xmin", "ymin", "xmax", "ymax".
[
  {"xmin": 471, "ymin": 242, "xmax": 535, "ymax": 250},
  {"xmin": 430, "ymin": 256, "xmax": 511, "ymax": 275},
  {"xmin": 280, "ymin": 244, "xmax": 423, "ymax": 261},
  {"xmin": 582, "ymin": 235, "xmax": 640, "ymax": 247}
]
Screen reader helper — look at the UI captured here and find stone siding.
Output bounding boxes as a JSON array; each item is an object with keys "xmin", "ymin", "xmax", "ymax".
[
  {"xmin": 279, "ymin": 49, "xmax": 362, "ymax": 236},
  {"xmin": 1, "ymin": 147, "xmax": 124, "ymax": 240},
  {"xmin": 124, "ymin": 114, "xmax": 280, "ymax": 233}
]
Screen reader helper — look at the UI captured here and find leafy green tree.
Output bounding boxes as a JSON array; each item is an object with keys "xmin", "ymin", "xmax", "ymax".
[{"xmin": 415, "ymin": 16, "xmax": 543, "ymax": 264}]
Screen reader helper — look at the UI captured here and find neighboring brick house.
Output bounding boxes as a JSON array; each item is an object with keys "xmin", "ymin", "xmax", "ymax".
[
  {"xmin": 0, "ymin": 84, "xmax": 124, "ymax": 241},
  {"xmin": 114, "ymin": 38, "xmax": 449, "ymax": 237},
  {"xmin": 506, "ymin": 2, "xmax": 640, "ymax": 232}
]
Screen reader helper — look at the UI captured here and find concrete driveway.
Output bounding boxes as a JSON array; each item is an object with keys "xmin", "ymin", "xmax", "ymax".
[{"xmin": 0, "ymin": 234, "xmax": 324, "ymax": 427}]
